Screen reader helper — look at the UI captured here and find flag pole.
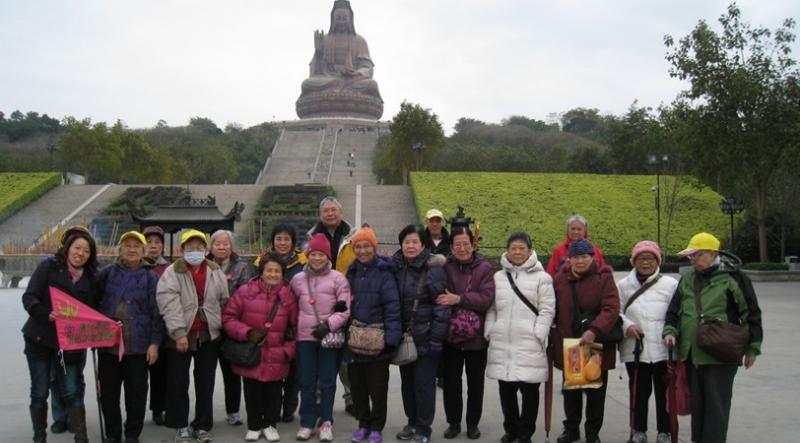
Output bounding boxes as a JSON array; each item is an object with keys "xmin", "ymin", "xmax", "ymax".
[{"xmin": 91, "ymin": 348, "xmax": 106, "ymax": 440}]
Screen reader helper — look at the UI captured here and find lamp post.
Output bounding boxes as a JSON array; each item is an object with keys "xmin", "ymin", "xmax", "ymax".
[
  {"xmin": 719, "ymin": 196, "xmax": 744, "ymax": 252},
  {"xmin": 648, "ymin": 154, "xmax": 669, "ymax": 247},
  {"xmin": 46, "ymin": 143, "xmax": 58, "ymax": 171},
  {"xmin": 412, "ymin": 142, "xmax": 425, "ymax": 171}
]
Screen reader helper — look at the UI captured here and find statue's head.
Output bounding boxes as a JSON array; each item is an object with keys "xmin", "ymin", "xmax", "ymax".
[{"xmin": 329, "ymin": 0, "xmax": 355, "ymax": 35}]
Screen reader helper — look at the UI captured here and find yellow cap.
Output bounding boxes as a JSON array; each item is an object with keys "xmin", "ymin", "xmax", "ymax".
[
  {"xmin": 426, "ymin": 208, "xmax": 444, "ymax": 220},
  {"xmin": 180, "ymin": 229, "xmax": 208, "ymax": 247},
  {"xmin": 119, "ymin": 230, "xmax": 146, "ymax": 245},
  {"xmin": 678, "ymin": 232, "xmax": 720, "ymax": 256}
]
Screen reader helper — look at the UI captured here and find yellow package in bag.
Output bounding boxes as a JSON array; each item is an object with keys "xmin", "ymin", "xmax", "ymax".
[{"xmin": 562, "ymin": 338, "xmax": 604, "ymax": 390}]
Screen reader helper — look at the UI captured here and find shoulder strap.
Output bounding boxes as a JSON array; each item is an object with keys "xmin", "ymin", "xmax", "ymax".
[
  {"xmin": 264, "ymin": 296, "xmax": 282, "ymax": 331},
  {"xmin": 407, "ymin": 268, "xmax": 428, "ymax": 331},
  {"xmin": 505, "ymin": 271, "xmax": 539, "ymax": 316},
  {"xmin": 305, "ymin": 273, "xmax": 322, "ymax": 323},
  {"xmin": 623, "ymin": 275, "xmax": 662, "ymax": 313},
  {"xmin": 693, "ymin": 275, "xmax": 704, "ymax": 319},
  {"xmin": 569, "ymin": 279, "xmax": 582, "ymax": 320}
]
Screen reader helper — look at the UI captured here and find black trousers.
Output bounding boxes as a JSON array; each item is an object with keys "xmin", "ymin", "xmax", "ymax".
[
  {"xmin": 148, "ymin": 346, "xmax": 167, "ymax": 414},
  {"xmin": 562, "ymin": 370, "xmax": 608, "ymax": 440},
  {"xmin": 218, "ymin": 338, "xmax": 242, "ymax": 414},
  {"xmin": 625, "ymin": 361, "xmax": 669, "ymax": 434},
  {"xmin": 164, "ymin": 339, "xmax": 219, "ymax": 430},
  {"xmin": 282, "ymin": 359, "xmax": 299, "ymax": 417},
  {"xmin": 243, "ymin": 378, "xmax": 282, "ymax": 430},
  {"xmin": 687, "ymin": 361, "xmax": 738, "ymax": 443},
  {"xmin": 399, "ymin": 355, "xmax": 439, "ymax": 438},
  {"xmin": 442, "ymin": 345, "xmax": 488, "ymax": 428},
  {"xmin": 348, "ymin": 360, "xmax": 390, "ymax": 431},
  {"xmin": 498, "ymin": 380, "xmax": 540, "ymax": 441},
  {"xmin": 98, "ymin": 353, "xmax": 149, "ymax": 440}
]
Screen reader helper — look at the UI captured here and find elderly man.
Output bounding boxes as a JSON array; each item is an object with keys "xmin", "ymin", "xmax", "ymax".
[
  {"xmin": 307, "ymin": 196, "xmax": 356, "ymax": 272},
  {"xmin": 423, "ymin": 209, "xmax": 450, "ymax": 256}
]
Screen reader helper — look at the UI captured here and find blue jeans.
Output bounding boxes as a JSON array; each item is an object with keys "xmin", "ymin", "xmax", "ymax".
[
  {"xmin": 297, "ymin": 341, "xmax": 341, "ymax": 429},
  {"xmin": 24, "ymin": 336, "xmax": 86, "ymax": 410},
  {"xmin": 50, "ymin": 358, "xmax": 67, "ymax": 422}
]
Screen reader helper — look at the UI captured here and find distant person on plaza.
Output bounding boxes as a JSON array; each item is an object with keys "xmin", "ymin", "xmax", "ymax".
[
  {"xmin": 156, "ymin": 229, "xmax": 230, "ymax": 443},
  {"xmin": 485, "ymin": 232, "xmax": 555, "ymax": 443},
  {"xmin": 617, "ymin": 241, "xmax": 679, "ymax": 443},
  {"xmin": 392, "ymin": 224, "xmax": 450, "ymax": 443},
  {"xmin": 423, "ymin": 209, "xmax": 451, "ymax": 256},
  {"xmin": 142, "ymin": 225, "xmax": 170, "ymax": 426},
  {"xmin": 344, "ymin": 227, "xmax": 402, "ymax": 443},
  {"xmin": 22, "ymin": 227, "xmax": 100, "ymax": 443},
  {"xmin": 663, "ymin": 233, "xmax": 763, "ymax": 443},
  {"xmin": 207, "ymin": 230, "xmax": 253, "ymax": 427},
  {"xmin": 97, "ymin": 230, "xmax": 163, "ymax": 443},
  {"xmin": 546, "ymin": 215, "xmax": 606, "ymax": 277},
  {"xmin": 290, "ymin": 233, "xmax": 351, "ymax": 442},
  {"xmin": 223, "ymin": 251, "xmax": 298, "ymax": 443},
  {"xmin": 438, "ymin": 226, "xmax": 495, "ymax": 440},
  {"xmin": 550, "ymin": 238, "xmax": 619, "ymax": 443}
]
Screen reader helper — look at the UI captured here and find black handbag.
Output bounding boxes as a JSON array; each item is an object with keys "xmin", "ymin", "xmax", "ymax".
[
  {"xmin": 570, "ymin": 280, "xmax": 623, "ymax": 344},
  {"xmin": 221, "ymin": 297, "xmax": 282, "ymax": 368}
]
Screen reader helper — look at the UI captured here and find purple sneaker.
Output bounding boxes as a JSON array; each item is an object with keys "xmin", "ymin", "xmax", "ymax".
[
  {"xmin": 368, "ymin": 431, "xmax": 383, "ymax": 443},
  {"xmin": 351, "ymin": 428, "xmax": 369, "ymax": 442}
]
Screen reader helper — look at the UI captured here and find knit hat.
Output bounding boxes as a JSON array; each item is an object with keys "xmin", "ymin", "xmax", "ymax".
[
  {"xmin": 351, "ymin": 227, "xmax": 378, "ymax": 250},
  {"xmin": 142, "ymin": 225, "xmax": 166, "ymax": 242},
  {"xmin": 306, "ymin": 233, "xmax": 332, "ymax": 260},
  {"xmin": 630, "ymin": 240, "xmax": 661, "ymax": 265},
  {"xmin": 568, "ymin": 238, "xmax": 594, "ymax": 257}
]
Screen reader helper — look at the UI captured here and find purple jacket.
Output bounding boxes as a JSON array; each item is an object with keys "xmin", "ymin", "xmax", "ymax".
[
  {"xmin": 289, "ymin": 264, "xmax": 351, "ymax": 342},
  {"xmin": 223, "ymin": 278, "xmax": 298, "ymax": 382},
  {"xmin": 444, "ymin": 253, "xmax": 496, "ymax": 350}
]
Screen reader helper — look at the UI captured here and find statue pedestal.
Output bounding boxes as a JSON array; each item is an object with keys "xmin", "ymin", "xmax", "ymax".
[{"xmin": 296, "ymin": 90, "xmax": 383, "ymax": 120}]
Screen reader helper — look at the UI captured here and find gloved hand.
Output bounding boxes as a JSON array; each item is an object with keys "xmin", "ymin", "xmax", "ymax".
[
  {"xmin": 312, "ymin": 321, "xmax": 331, "ymax": 340},
  {"xmin": 247, "ymin": 329, "xmax": 266, "ymax": 344},
  {"xmin": 333, "ymin": 300, "xmax": 348, "ymax": 313},
  {"xmin": 427, "ymin": 340, "xmax": 443, "ymax": 357}
]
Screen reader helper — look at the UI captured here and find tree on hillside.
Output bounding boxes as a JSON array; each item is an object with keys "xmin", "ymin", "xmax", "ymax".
[
  {"xmin": 664, "ymin": 3, "xmax": 800, "ymax": 261},
  {"xmin": 560, "ymin": 107, "xmax": 612, "ymax": 142},
  {"xmin": 453, "ymin": 117, "xmax": 486, "ymax": 135},
  {"xmin": 502, "ymin": 115, "xmax": 558, "ymax": 132},
  {"xmin": 189, "ymin": 117, "xmax": 223, "ymax": 135},
  {"xmin": 606, "ymin": 102, "xmax": 668, "ymax": 174},
  {"xmin": 386, "ymin": 101, "xmax": 445, "ymax": 185},
  {"xmin": 59, "ymin": 117, "xmax": 123, "ymax": 183},
  {"xmin": 113, "ymin": 122, "xmax": 170, "ymax": 184}
]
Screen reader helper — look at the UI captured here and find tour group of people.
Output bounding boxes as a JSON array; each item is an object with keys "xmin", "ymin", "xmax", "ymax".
[{"xmin": 21, "ymin": 197, "xmax": 763, "ymax": 443}]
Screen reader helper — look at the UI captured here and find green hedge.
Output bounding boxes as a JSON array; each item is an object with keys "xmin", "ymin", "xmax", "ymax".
[
  {"xmin": 0, "ymin": 172, "xmax": 62, "ymax": 223},
  {"xmin": 410, "ymin": 172, "xmax": 734, "ymax": 256},
  {"xmin": 742, "ymin": 262, "xmax": 790, "ymax": 271}
]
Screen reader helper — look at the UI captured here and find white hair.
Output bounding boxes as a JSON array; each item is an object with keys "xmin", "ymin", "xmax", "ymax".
[
  {"xmin": 209, "ymin": 230, "xmax": 235, "ymax": 249},
  {"xmin": 319, "ymin": 196, "xmax": 343, "ymax": 212},
  {"xmin": 565, "ymin": 214, "xmax": 588, "ymax": 233}
]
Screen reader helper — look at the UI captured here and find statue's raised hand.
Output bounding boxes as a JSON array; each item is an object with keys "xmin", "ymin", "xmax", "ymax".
[{"xmin": 314, "ymin": 30, "xmax": 325, "ymax": 51}]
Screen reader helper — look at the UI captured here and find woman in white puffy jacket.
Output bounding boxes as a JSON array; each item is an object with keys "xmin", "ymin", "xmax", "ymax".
[
  {"xmin": 485, "ymin": 232, "xmax": 555, "ymax": 443},
  {"xmin": 617, "ymin": 241, "xmax": 679, "ymax": 443}
]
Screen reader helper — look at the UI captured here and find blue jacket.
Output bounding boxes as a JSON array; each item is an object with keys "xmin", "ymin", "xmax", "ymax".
[
  {"xmin": 344, "ymin": 256, "xmax": 402, "ymax": 363},
  {"xmin": 98, "ymin": 262, "xmax": 164, "ymax": 354},
  {"xmin": 391, "ymin": 249, "xmax": 451, "ymax": 356}
]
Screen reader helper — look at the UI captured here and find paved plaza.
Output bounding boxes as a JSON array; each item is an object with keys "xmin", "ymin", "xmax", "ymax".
[{"xmin": 1, "ymin": 276, "xmax": 797, "ymax": 442}]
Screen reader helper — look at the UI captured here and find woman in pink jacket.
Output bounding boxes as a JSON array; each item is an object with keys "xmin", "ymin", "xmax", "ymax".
[
  {"xmin": 290, "ymin": 233, "xmax": 351, "ymax": 442},
  {"xmin": 223, "ymin": 252, "xmax": 298, "ymax": 442}
]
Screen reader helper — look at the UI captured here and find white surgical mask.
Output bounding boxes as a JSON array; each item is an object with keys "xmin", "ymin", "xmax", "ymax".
[{"xmin": 184, "ymin": 251, "xmax": 205, "ymax": 266}]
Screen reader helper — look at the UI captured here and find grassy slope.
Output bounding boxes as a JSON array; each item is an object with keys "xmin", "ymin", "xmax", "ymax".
[
  {"xmin": 0, "ymin": 172, "xmax": 62, "ymax": 223},
  {"xmin": 410, "ymin": 172, "xmax": 732, "ymax": 256}
]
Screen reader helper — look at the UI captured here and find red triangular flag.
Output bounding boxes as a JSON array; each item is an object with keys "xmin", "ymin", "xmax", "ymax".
[{"xmin": 50, "ymin": 286, "xmax": 125, "ymax": 360}]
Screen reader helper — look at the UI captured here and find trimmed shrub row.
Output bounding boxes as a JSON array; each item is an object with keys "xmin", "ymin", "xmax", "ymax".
[{"xmin": 0, "ymin": 172, "xmax": 62, "ymax": 223}]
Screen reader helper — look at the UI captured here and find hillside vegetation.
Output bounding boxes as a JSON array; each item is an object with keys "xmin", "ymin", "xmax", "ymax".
[
  {"xmin": 410, "ymin": 172, "xmax": 731, "ymax": 257},
  {"xmin": 0, "ymin": 172, "xmax": 62, "ymax": 223}
]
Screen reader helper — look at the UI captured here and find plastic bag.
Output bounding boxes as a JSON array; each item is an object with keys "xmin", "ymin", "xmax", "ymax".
[{"xmin": 562, "ymin": 338, "xmax": 604, "ymax": 390}]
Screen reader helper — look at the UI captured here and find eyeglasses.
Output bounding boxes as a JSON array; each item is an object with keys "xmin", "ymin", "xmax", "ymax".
[
  {"xmin": 635, "ymin": 255, "xmax": 658, "ymax": 263},
  {"xmin": 687, "ymin": 251, "xmax": 710, "ymax": 261},
  {"xmin": 452, "ymin": 241, "xmax": 472, "ymax": 250}
]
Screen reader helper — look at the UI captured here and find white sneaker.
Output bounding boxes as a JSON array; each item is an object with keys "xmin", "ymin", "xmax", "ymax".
[
  {"xmin": 296, "ymin": 427, "xmax": 313, "ymax": 441},
  {"xmin": 319, "ymin": 421, "xmax": 333, "ymax": 442},
  {"xmin": 228, "ymin": 413, "xmax": 243, "ymax": 426},
  {"xmin": 656, "ymin": 433, "xmax": 671, "ymax": 443},
  {"xmin": 263, "ymin": 426, "xmax": 280, "ymax": 442},
  {"xmin": 245, "ymin": 429, "xmax": 262, "ymax": 442},
  {"xmin": 631, "ymin": 431, "xmax": 648, "ymax": 443}
]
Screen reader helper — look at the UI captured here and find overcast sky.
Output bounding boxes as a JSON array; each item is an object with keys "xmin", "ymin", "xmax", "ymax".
[{"xmin": 1, "ymin": 1, "xmax": 797, "ymax": 133}]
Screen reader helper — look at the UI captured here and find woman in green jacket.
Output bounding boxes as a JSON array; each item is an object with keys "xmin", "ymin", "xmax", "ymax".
[{"xmin": 663, "ymin": 232, "xmax": 762, "ymax": 443}]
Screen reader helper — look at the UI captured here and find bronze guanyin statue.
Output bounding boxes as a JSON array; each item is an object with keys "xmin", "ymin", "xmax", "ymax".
[{"xmin": 296, "ymin": 0, "xmax": 383, "ymax": 120}]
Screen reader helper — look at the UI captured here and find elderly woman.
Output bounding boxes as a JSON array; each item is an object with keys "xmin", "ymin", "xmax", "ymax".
[
  {"xmin": 617, "ymin": 241, "xmax": 679, "ymax": 443},
  {"xmin": 143, "ymin": 225, "xmax": 171, "ymax": 277},
  {"xmin": 550, "ymin": 238, "xmax": 619, "ymax": 443},
  {"xmin": 546, "ymin": 214, "xmax": 607, "ymax": 277},
  {"xmin": 22, "ymin": 227, "xmax": 100, "ymax": 443},
  {"xmin": 438, "ymin": 226, "xmax": 495, "ymax": 440},
  {"xmin": 207, "ymin": 230, "xmax": 253, "ymax": 426},
  {"xmin": 663, "ymin": 233, "xmax": 763, "ymax": 443},
  {"xmin": 290, "ymin": 233, "xmax": 351, "ymax": 442},
  {"xmin": 97, "ymin": 231, "xmax": 163, "ymax": 443},
  {"xmin": 485, "ymin": 232, "xmax": 555, "ymax": 443},
  {"xmin": 392, "ymin": 224, "xmax": 450, "ymax": 443},
  {"xmin": 157, "ymin": 229, "xmax": 230, "ymax": 443},
  {"xmin": 223, "ymin": 251, "xmax": 298, "ymax": 442},
  {"xmin": 344, "ymin": 227, "xmax": 402, "ymax": 443}
]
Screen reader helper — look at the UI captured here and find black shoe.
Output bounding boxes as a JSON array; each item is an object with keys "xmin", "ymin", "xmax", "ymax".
[
  {"xmin": 51, "ymin": 419, "xmax": 68, "ymax": 434},
  {"xmin": 281, "ymin": 412, "xmax": 295, "ymax": 423},
  {"xmin": 437, "ymin": 378, "xmax": 445, "ymax": 389},
  {"xmin": 152, "ymin": 411, "xmax": 166, "ymax": 426},
  {"xmin": 443, "ymin": 424, "xmax": 461, "ymax": 439},
  {"xmin": 466, "ymin": 426, "xmax": 481, "ymax": 440},
  {"xmin": 124, "ymin": 438, "xmax": 140, "ymax": 443},
  {"xmin": 345, "ymin": 403, "xmax": 355, "ymax": 416},
  {"xmin": 517, "ymin": 439, "xmax": 532, "ymax": 443},
  {"xmin": 397, "ymin": 425, "xmax": 416, "ymax": 440},
  {"xmin": 556, "ymin": 430, "xmax": 580, "ymax": 443},
  {"xmin": 501, "ymin": 434, "xmax": 516, "ymax": 443},
  {"xmin": 586, "ymin": 438, "xmax": 601, "ymax": 443}
]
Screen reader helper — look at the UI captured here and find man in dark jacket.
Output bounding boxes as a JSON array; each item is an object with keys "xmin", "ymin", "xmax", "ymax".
[{"xmin": 423, "ymin": 209, "xmax": 451, "ymax": 256}]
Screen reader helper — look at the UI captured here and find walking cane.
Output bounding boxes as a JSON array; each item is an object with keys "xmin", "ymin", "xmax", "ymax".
[
  {"xmin": 91, "ymin": 348, "xmax": 106, "ymax": 441},
  {"xmin": 545, "ymin": 346, "xmax": 554, "ymax": 442},
  {"xmin": 628, "ymin": 336, "xmax": 644, "ymax": 443},
  {"xmin": 667, "ymin": 346, "xmax": 679, "ymax": 443}
]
